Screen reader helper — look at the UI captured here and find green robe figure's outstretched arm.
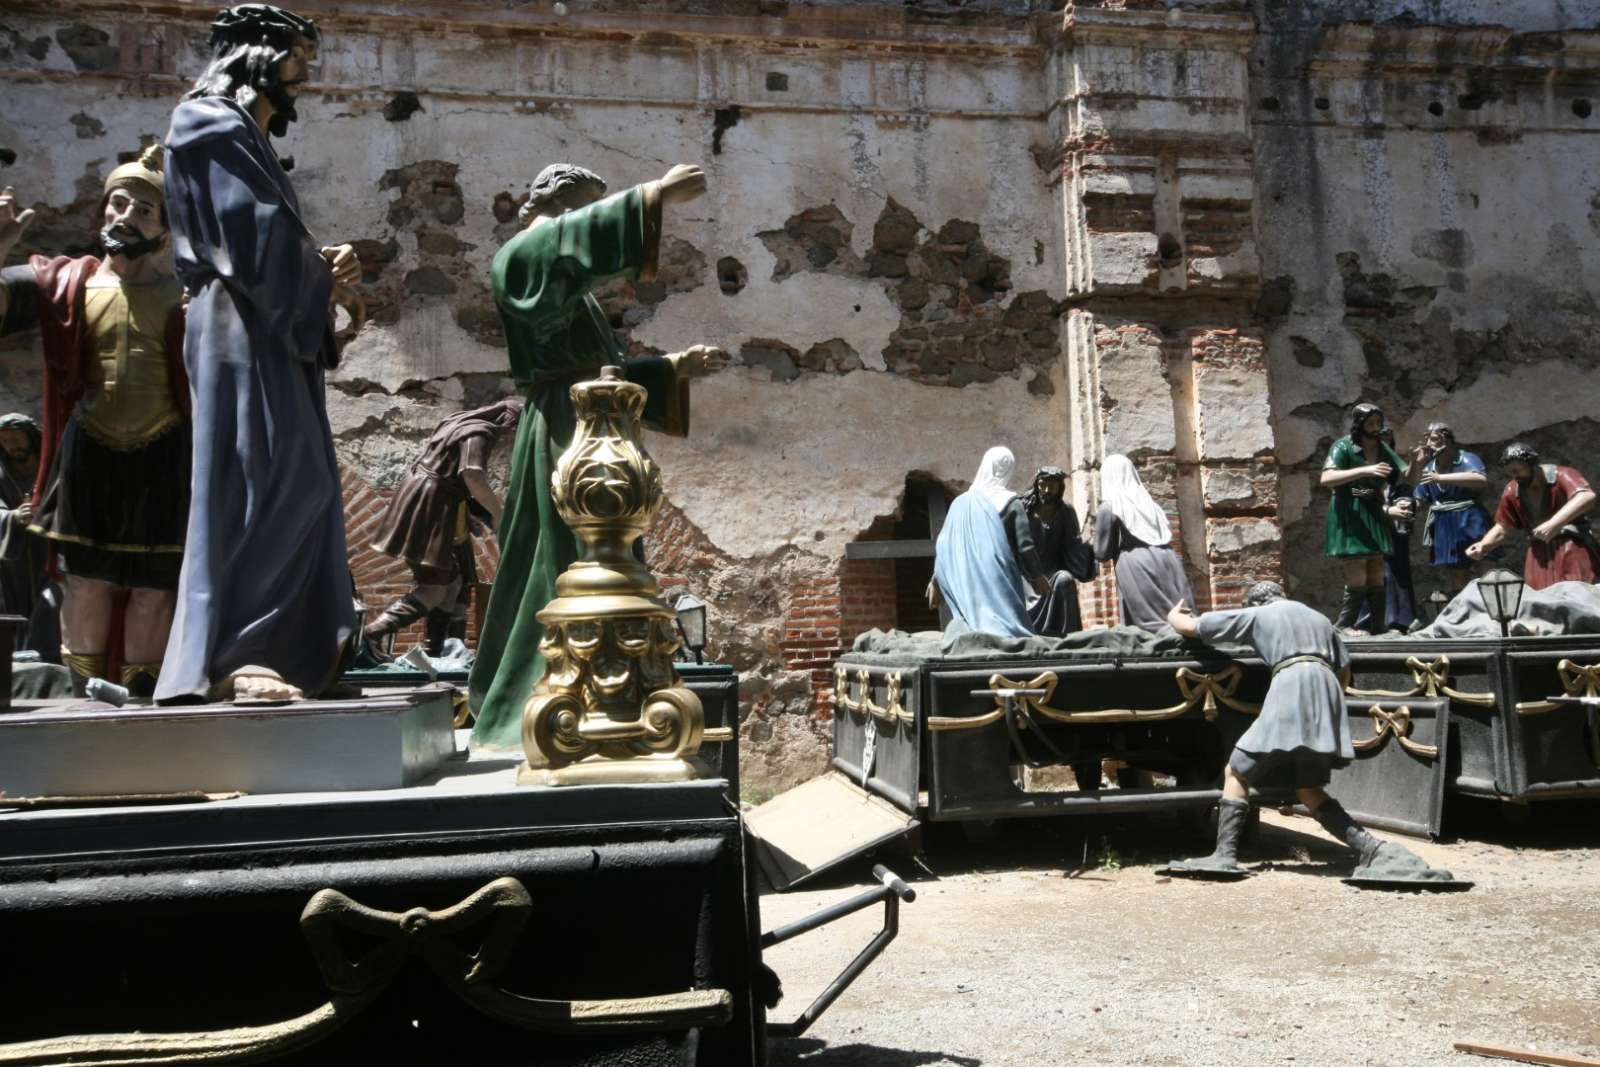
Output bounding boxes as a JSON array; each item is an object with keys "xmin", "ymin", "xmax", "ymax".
[{"xmin": 469, "ymin": 180, "xmax": 690, "ymax": 749}]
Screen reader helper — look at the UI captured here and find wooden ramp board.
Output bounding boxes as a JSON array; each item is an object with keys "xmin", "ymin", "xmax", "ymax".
[{"xmin": 746, "ymin": 771, "xmax": 918, "ymax": 891}]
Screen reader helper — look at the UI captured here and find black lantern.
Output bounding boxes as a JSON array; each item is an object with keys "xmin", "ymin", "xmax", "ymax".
[
  {"xmin": 674, "ymin": 593, "xmax": 708, "ymax": 665},
  {"xmin": 1479, "ymin": 569, "xmax": 1525, "ymax": 638}
]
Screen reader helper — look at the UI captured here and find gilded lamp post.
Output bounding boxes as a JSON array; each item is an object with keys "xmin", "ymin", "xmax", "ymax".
[{"xmin": 520, "ymin": 366, "xmax": 718, "ymax": 785}]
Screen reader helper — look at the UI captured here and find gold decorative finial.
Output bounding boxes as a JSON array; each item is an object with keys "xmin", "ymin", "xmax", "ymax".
[{"xmin": 519, "ymin": 365, "xmax": 709, "ymax": 785}]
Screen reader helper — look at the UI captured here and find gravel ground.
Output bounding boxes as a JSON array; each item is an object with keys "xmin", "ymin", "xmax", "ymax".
[{"xmin": 759, "ymin": 800, "xmax": 1600, "ymax": 1067}]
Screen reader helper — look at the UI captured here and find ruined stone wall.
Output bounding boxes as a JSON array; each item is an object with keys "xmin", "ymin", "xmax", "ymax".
[
  {"xmin": 1251, "ymin": 0, "xmax": 1600, "ymax": 607},
  {"xmin": 3, "ymin": 0, "xmax": 1599, "ymax": 796},
  {"xmin": 0, "ymin": 0, "xmax": 1070, "ymax": 796}
]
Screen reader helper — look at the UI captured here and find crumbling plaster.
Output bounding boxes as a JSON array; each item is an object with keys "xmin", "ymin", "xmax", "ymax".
[
  {"xmin": 7, "ymin": 0, "xmax": 1600, "ymax": 792},
  {"xmin": 1253, "ymin": 0, "xmax": 1600, "ymax": 602}
]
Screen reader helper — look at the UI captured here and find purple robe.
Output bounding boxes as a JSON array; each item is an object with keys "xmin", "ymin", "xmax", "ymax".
[{"xmin": 155, "ymin": 96, "xmax": 354, "ymax": 700}]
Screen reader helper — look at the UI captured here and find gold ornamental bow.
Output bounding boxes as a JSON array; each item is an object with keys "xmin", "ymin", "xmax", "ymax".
[
  {"xmin": 834, "ymin": 666, "xmax": 913, "ymax": 726},
  {"xmin": 1346, "ymin": 655, "xmax": 1495, "ymax": 706},
  {"xmin": 0, "ymin": 878, "xmax": 730, "ymax": 1065},
  {"xmin": 1351, "ymin": 704, "xmax": 1438, "ymax": 760},
  {"xmin": 1515, "ymin": 659, "xmax": 1600, "ymax": 716},
  {"xmin": 926, "ymin": 665, "xmax": 1260, "ymax": 733}
]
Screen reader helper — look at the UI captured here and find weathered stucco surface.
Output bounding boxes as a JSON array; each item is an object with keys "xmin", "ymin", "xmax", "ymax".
[
  {"xmin": 1254, "ymin": 2, "xmax": 1600, "ymax": 604},
  {"xmin": 3, "ymin": 0, "xmax": 1599, "ymax": 795}
]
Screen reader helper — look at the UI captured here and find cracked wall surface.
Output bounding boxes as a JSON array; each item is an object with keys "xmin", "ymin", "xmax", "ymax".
[
  {"xmin": 1251, "ymin": 1, "xmax": 1600, "ymax": 605},
  {"xmin": 4, "ymin": 0, "xmax": 1600, "ymax": 795}
]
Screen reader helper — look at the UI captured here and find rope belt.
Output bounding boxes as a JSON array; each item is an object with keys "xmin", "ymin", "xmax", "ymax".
[
  {"xmin": 1272, "ymin": 654, "xmax": 1338, "ymax": 679},
  {"xmin": 1421, "ymin": 498, "xmax": 1475, "ymax": 548}
]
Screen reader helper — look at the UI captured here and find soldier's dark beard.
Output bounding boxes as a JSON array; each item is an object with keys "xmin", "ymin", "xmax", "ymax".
[{"xmin": 99, "ymin": 224, "xmax": 164, "ymax": 261}]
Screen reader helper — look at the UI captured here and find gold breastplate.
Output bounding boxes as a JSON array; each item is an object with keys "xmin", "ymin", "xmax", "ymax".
[{"xmin": 81, "ymin": 278, "xmax": 183, "ymax": 449}]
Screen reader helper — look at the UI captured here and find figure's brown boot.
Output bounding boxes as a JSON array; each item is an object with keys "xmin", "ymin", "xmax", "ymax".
[
  {"xmin": 424, "ymin": 609, "xmax": 451, "ymax": 658},
  {"xmin": 1312, "ymin": 797, "xmax": 1381, "ymax": 865},
  {"xmin": 1362, "ymin": 586, "xmax": 1387, "ymax": 636},
  {"xmin": 362, "ymin": 594, "xmax": 428, "ymax": 660},
  {"xmin": 1334, "ymin": 586, "xmax": 1365, "ymax": 636}
]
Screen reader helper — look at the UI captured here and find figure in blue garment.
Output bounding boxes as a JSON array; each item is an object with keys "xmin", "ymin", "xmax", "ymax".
[
  {"xmin": 933, "ymin": 446, "xmax": 1032, "ymax": 639},
  {"xmin": 157, "ymin": 5, "xmax": 364, "ymax": 703},
  {"xmin": 1409, "ymin": 421, "xmax": 1494, "ymax": 596}
]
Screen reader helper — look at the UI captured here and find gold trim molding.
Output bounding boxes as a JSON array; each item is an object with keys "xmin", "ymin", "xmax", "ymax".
[
  {"xmin": 0, "ymin": 878, "xmax": 731, "ymax": 1065},
  {"xmin": 1515, "ymin": 658, "xmax": 1600, "ymax": 716},
  {"xmin": 833, "ymin": 666, "xmax": 913, "ymax": 726},
  {"xmin": 926, "ymin": 665, "xmax": 1260, "ymax": 733},
  {"xmin": 1346, "ymin": 655, "xmax": 1496, "ymax": 707}
]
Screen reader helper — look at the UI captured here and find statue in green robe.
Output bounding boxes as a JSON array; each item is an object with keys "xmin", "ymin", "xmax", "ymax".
[{"xmin": 469, "ymin": 162, "xmax": 727, "ymax": 749}]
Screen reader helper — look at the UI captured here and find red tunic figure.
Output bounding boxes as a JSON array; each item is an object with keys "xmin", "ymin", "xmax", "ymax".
[{"xmin": 1468, "ymin": 443, "xmax": 1600, "ymax": 590}]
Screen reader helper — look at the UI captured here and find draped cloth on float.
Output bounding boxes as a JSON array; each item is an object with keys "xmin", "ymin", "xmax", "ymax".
[
  {"xmin": 467, "ymin": 185, "xmax": 688, "ymax": 750},
  {"xmin": 155, "ymin": 96, "xmax": 354, "ymax": 701}
]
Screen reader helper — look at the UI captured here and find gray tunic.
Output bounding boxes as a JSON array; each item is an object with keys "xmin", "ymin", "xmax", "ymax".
[
  {"xmin": 1196, "ymin": 599, "xmax": 1354, "ymax": 760},
  {"xmin": 1093, "ymin": 505, "xmax": 1195, "ymax": 634}
]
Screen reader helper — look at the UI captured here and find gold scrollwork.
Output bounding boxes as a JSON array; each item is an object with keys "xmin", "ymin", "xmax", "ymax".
[
  {"xmin": 1351, "ymin": 704, "xmax": 1439, "ymax": 760},
  {"xmin": 926, "ymin": 665, "xmax": 1261, "ymax": 733},
  {"xmin": 832, "ymin": 666, "xmax": 913, "ymax": 726},
  {"xmin": 520, "ymin": 368, "xmax": 711, "ymax": 785},
  {"xmin": 1346, "ymin": 655, "xmax": 1496, "ymax": 706},
  {"xmin": 1515, "ymin": 658, "xmax": 1600, "ymax": 716},
  {"xmin": 0, "ymin": 878, "xmax": 732, "ymax": 1065}
]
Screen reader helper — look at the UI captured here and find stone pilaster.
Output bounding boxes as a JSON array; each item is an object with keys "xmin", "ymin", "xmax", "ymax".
[{"xmin": 1045, "ymin": 6, "xmax": 1280, "ymax": 614}]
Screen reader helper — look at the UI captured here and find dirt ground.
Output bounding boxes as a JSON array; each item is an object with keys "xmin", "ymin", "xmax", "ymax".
[{"xmin": 759, "ymin": 799, "xmax": 1600, "ymax": 1067}]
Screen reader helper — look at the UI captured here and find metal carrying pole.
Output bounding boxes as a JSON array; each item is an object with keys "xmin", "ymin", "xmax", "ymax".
[{"xmin": 761, "ymin": 865, "xmax": 916, "ymax": 1039}]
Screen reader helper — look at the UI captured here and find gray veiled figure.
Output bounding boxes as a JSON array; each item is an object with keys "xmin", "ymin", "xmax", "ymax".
[
  {"xmin": 155, "ymin": 90, "xmax": 353, "ymax": 700},
  {"xmin": 1092, "ymin": 454, "xmax": 1195, "ymax": 633}
]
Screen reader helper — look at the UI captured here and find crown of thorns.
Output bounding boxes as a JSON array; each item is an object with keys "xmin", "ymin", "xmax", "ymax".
[{"xmin": 208, "ymin": 4, "xmax": 318, "ymax": 49}]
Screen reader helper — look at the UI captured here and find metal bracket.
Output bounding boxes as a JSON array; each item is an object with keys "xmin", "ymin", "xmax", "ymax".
[
  {"xmin": 761, "ymin": 865, "xmax": 916, "ymax": 1039},
  {"xmin": 973, "ymin": 687, "xmax": 1058, "ymax": 769}
]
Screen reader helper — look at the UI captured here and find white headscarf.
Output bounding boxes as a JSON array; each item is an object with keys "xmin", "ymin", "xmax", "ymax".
[
  {"xmin": 970, "ymin": 446, "xmax": 1017, "ymax": 512},
  {"xmin": 1100, "ymin": 454, "xmax": 1171, "ymax": 547}
]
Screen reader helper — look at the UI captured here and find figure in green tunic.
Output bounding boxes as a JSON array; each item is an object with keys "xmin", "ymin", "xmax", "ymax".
[
  {"xmin": 468, "ymin": 161, "xmax": 727, "ymax": 749},
  {"xmin": 1320, "ymin": 402, "xmax": 1410, "ymax": 636}
]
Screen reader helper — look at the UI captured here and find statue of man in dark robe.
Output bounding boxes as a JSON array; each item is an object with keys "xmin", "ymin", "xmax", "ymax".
[
  {"xmin": 157, "ymin": 4, "xmax": 364, "ymax": 703},
  {"xmin": 1016, "ymin": 466, "xmax": 1096, "ymax": 636}
]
